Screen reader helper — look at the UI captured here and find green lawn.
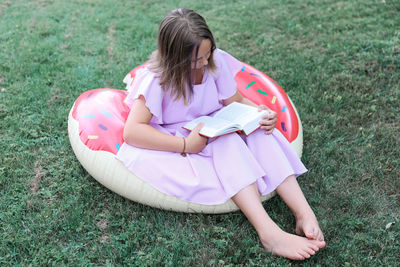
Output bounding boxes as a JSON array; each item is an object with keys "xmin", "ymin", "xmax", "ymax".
[{"xmin": 1, "ymin": 0, "xmax": 399, "ymax": 265}]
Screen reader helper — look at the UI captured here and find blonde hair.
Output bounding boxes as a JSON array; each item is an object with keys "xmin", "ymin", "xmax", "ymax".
[{"xmin": 148, "ymin": 8, "xmax": 216, "ymax": 104}]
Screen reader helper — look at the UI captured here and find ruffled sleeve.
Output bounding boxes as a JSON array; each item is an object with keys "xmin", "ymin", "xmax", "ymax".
[
  {"xmin": 123, "ymin": 68, "xmax": 164, "ymax": 124},
  {"xmin": 213, "ymin": 49, "xmax": 244, "ymax": 101}
]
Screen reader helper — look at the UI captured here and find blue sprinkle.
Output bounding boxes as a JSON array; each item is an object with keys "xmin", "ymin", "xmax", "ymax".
[
  {"xmin": 281, "ymin": 122, "xmax": 287, "ymax": 132},
  {"xmin": 84, "ymin": 114, "xmax": 96, "ymax": 118},
  {"xmin": 100, "ymin": 109, "xmax": 113, "ymax": 118},
  {"xmin": 86, "ymin": 92, "xmax": 93, "ymax": 99},
  {"xmin": 115, "ymin": 142, "xmax": 121, "ymax": 151},
  {"xmin": 98, "ymin": 123, "xmax": 108, "ymax": 131},
  {"xmin": 81, "ymin": 100, "xmax": 89, "ymax": 105},
  {"xmin": 281, "ymin": 106, "xmax": 288, "ymax": 112},
  {"xmin": 250, "ymin": 73, "xmax": 261, "ymax": 77},
  {"xmin": 241, "ymin": 66, "xmax": 245, "ymax": 72}
]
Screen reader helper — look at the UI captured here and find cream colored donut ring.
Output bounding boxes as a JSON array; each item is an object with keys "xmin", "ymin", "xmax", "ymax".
[
  {"xmin": 68, "ymin": 64, "xmax": 303, "ymax": 214},
  {"xmin": 68, "ymin": 107, "xmax": 275, "ymax": 213}
]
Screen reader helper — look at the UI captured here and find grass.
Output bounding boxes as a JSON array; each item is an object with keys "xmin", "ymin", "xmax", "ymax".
[{"xmin": 0, "ymin": 0, "xmax": 399, "ymax": 265}]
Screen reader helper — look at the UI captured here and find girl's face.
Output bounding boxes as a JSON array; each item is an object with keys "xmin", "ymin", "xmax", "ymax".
[{"xmin": 191, "ymin": 39, "xmax": 212, "ymax": 70}]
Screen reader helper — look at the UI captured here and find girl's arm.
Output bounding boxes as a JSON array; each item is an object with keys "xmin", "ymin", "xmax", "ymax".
[
  {"xmin": 123, "ymin": 95, "xmax": 207, "ymax": 153},
  {"xmin": 222, "ymin": 90, "xmax": 257, "ymax": 107},
  {"xmin": 222, "ymin": 90, "xmax": 277, "ymax": 134}
]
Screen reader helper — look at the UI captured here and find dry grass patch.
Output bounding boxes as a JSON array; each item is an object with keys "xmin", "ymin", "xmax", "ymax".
[
  {"xmin": 106, "ymin": 25, "xmax": 115, "ymax": 59},
  {"xmin": 0, "ymin": 0, "xmax": 11, "ymax": 11},
  {"xmin": 28, "ymin": 160, "xmax": 45, "ymax": 195}
]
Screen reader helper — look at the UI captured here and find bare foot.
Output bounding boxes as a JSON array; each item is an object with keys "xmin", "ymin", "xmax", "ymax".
[
  {"xmin": 260, "ymin": 230, "xmax": 326, "ymax": 260},
  {"xmin": 295, "ymin": 214, "xmax": 325, "ymax": 242}
]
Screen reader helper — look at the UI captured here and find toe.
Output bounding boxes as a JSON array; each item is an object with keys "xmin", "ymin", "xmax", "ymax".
[
  {"xmin": 298, "ymin": 250, "xmax": 311, "ymax": 259},
  {"xmin": 317, "ymin": 240, "xmax": 326, "ymax": 248},
  {"xmin": 316, "ymin": 232, "xmax": 323, "ymax": 241},
  {"xmin": 318, "ymin": 231, "xmax": 325, "ymax": 242},
  {"xmin": 305, "ymin": 229, "xmax": 316, "ymax": 240},
  {"xmin": 303, "ymin": 247, "xmax": 315, "ymax": 256},
  {"xmin": 293, "ymin": 253, "xmax": 305, "ymax": 261},
  {"xmin": 309, "ymin": 243, "xmax": 320, "ymax": 252}
]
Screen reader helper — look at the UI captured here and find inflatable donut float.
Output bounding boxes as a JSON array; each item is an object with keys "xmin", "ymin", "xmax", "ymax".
[{"xmin": 68, "ymin": 63, "xmax": 303, "ymax": 214}]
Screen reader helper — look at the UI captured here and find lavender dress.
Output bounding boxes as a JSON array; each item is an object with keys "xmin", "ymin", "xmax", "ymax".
[{"xmin": 116, "ymin": 49, "xmax": 307, "ymax": 205}]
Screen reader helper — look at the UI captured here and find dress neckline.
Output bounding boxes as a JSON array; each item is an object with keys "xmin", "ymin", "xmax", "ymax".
[{"xmin": 193, "ymin": 68, "xmax": 207, "ymax": 86}]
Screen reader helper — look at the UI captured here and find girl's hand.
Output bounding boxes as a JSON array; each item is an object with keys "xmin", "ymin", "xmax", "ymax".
[
  {"xmin": 258, "ymin": 105, "xmax": 277, "ymax": 135},
  {"xmin": 185, "ymin": 123, "xmax": 208, "ymax": 153}
]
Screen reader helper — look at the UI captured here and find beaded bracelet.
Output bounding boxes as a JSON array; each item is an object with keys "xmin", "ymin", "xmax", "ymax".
[{"xmin": 181, "ymin": 137, "xmax": 187, "ymax": 157}]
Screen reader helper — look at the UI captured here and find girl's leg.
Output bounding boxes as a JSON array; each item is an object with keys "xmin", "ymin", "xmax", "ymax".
[
  {"xmin": 232, "ymin": 183, "xmax": 325, "ymax": 260},
  {"xmin": 275, "ymin": 175, "xmax": 325, "ymax": 241}
]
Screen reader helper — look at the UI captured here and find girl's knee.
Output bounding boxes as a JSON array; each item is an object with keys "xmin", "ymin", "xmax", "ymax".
[{"xmin": 215, "ymin": 132, "xmax": 243, "ymax": 143}]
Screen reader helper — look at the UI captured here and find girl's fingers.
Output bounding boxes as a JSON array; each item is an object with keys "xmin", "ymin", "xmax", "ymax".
[
  {"xmin": 264, "ymin": 129, "xmax": 273, "ymax": 135},
  {"xmin": 260, "ymin": 120, "xmax": 275, "ymax": 126},
  {"xmin": 261, "ymin": 125, "xmax": 274, "ymax": 131},
  {"xmin": 260, "ymin": 118, "xmax": 276, "ymax": 134},
  {"xmin": 258, "ymin": 105, "xmax": 269, "ymax": 111},
  {"xmin": 262, "ymin": 114, "xmax": 277, "ymax": 120},
  {"xmin": 191, "ymin": 122, "xmax": 204, "ymax": 134}
]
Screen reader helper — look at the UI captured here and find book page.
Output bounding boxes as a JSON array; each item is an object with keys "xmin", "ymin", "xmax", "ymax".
[
  {"xmin": 183, "ymin": 116, "xmax": 239, "ymax": 137},
  {"xmin": 214, "ymin": 102, "xmax": 267, "ymax": 128}
]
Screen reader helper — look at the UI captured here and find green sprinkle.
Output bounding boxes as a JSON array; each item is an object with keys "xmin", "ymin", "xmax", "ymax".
[
  {"xmin": 256, "ymin": 89, "xmax": 268, "ymax": 95},
  {"xmin": 245, "ymin": 81, "xmax": 256, "ymax": 89}
]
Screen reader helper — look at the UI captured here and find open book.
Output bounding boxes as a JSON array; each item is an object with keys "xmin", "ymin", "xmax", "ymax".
[{"xmin": 183, "ymin": 102, "xmax": 269, "ymax": 138}]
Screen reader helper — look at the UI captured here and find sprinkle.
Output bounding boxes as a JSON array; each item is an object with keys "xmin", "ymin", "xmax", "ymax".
[
  {"xmin": 88, "ymin": 135, "xmax": 98, "ymax": 139},
  {"xmin": 256, "ymin": 89, "xmax": 268, "ymax": 95},
  {"xmin": 86, "ymin": 92, "xmax": 94, "ymax": 99},
  {"xmin": 281, "ymin": 106, "xmax": 287, "ymax": 112},
  {"xmin": 115, "ymin": 142, "xmax": 121, "ymax": 151},
  {"xmin": 281, "ymin": 122, "xmax": 287, "ymax": 132},
  {"xmin": 84, "ymin": 114, "xmax": 96, "ymax": 118},
  {"xmin": 245, "ymin": 81, "xmax": 256, "ymax": 89},
  {"xmin": 81, "ymin": 100, "xmax": 89, "ymax": 105},
  {"xmin": 98, "ymin": 123, "xmax": 108, "ymax": 131},
  {"xmin": 100, "ymin": 109, "xmax": 113, "ymax": 118},
  {"xmin": 271, "ymin": 96, "xmax": 277, "ymax": 104},
  {"xmin": 241, "ymin": 66, "xmax": 245, "ymax": 72},
  {"xmin": 250, "ymin": 73, "xmax": 261, "ymax": 77}
]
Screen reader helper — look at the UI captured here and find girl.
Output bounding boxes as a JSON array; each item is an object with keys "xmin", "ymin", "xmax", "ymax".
[{"xmin": 117, "ymin": 8, "xmax": 326, "ymax": 260}]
